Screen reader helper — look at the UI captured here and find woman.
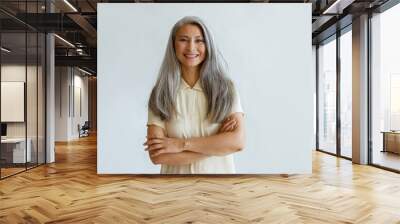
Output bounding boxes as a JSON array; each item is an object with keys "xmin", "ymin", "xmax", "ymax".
[{"xmin": 144, "ymin": 16, "xmax": 245, "ymax": 174}]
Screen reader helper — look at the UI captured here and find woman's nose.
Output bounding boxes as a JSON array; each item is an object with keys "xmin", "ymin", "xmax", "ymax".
[{"xmin": 188, "ymin": 40, "xmax": 196, "ymax": 50}]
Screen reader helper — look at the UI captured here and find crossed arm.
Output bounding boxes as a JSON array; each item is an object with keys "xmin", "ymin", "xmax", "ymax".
[{"xmin": 145, "ymin": 112, "xmax": 245, "ymax": 165}]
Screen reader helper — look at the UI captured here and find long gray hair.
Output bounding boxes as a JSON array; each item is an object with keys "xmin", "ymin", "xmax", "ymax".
[{"xmin": 148, "ymin": 16, "xmax": 235, "ymax": 123}]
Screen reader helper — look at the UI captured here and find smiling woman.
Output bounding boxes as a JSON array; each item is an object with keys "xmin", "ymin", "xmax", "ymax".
[
  {"xmin": 174, "ymin": 24, "xmax": 206, "ymax": 69},
  {"xmin": 145, "ymin": 16, "xmax": 245, "ymax": 174}
]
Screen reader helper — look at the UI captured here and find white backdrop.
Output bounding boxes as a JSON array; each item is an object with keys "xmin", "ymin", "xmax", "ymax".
[{"xmin": 98, "ymin": 3, "xmax": 313, "ymax": 174}]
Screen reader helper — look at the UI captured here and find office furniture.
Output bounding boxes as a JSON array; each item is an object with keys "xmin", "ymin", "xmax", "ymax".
[
  {"xmin": 79, "ymin": 121, "xmax": 90, "ymax": 138},
  {"xmin": 382, "ymin": 131, "xmax": 400, "ymax": 154},
  {"xmin": 0, "ymin": 138, "xmax": 32, "ymax": 165}
]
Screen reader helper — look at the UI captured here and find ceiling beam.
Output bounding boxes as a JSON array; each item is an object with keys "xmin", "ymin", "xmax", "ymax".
[
  {"xmin": 322, "ymin": 0, "xmax": 356, "ymax": 14},
  {"xmin": 55, "ymin": 55, "xmax": 96, "ymax": 69},
  {"xmin": 67, "ymin": 13, "xmax": 97, "ymax": 46}
]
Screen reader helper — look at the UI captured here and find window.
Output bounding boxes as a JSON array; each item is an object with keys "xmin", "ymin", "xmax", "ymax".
[
  {"xmin": 340, "ymin": 29, "xmax": 352, "ymax": 158},
  {"xmin": 318, "ymin": 37, "xmax": 337, "ymax": 154},
  {"xmin": 371, "ymin": 3, "xmax": 400, "ymax": 171}
]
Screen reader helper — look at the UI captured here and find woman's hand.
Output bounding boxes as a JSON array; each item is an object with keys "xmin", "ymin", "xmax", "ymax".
[
  {"xmin": 144, "ymin": 137, "xmax": 185, "ymax": 157},
  {"xmin": 218, "ymin": 114, "xmax": 238, "ymax": 133}
]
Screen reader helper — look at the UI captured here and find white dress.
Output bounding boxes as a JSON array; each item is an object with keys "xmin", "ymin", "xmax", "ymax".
[{"xmin": 147, "ymin": 78, "xmax": 244, "ymax": 174}]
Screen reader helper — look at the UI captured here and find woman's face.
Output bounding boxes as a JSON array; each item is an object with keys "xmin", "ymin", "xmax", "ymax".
[{"xmin": 174, "ymin": 24, "xmax": 206, "ymax": 69}]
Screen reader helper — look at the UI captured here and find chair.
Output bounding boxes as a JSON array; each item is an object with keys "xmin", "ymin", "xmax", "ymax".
[{"xmin": 79, "ymin": 121, "xmax": 90, "ymax": 138}]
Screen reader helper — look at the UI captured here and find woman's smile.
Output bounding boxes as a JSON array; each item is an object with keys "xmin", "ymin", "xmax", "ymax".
[{"xmin": 184, "ymin": 53, "xmax": 200, "ymax": 59}]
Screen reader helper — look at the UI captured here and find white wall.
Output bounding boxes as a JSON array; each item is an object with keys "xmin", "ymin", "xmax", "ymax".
[
  {"xmin": 72, "ymin": 72, "xmax": 89, "ymax": 138},
  {"xmin": 55, "ymin": 67, "xmax": 89, "ymax": 141},
  {"xmin": 98, "ymin": 3, "xmax": 313, "ymax": 174},
  {"xmin": 55, "ymin": 67, "xmax": 69, "ymax": 141}
]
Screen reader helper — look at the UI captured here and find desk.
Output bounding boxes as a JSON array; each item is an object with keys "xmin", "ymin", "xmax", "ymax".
[
  {"xmin": 1, "ymin": 138, "xmax": 31, "ymax": 163},
  {"xmin": 381, "ymin": 131, "xmax": 400, "ymax": 154}
]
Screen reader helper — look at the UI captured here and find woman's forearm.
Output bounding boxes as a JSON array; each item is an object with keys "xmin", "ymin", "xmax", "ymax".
[
  {"xmin": 150, "ymin": 151, "xmax": 208, "ymax": 165},
  {"xmin": 184, "ymin": 131, "xmax": 245, "ymax": 156},
  {"xmin": 146, "ymin": 113, "xmax": 245, "ymax": 161},
  {"xmin": 150, "ymin": 131, "xmax": 244, "ymax": 165}
]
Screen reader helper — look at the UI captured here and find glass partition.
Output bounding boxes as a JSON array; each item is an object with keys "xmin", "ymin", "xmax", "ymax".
[
  {"xmin": 27, "ymin": 31, "xmax": 38, "ymax": 169},
  {"xmin": 318, "ymin": 36, "xmax": 337, "ymax": 154},
  {"xmin": 38, "ymin": 32, "xmax": 45, "ymax": 165},
  {"xmin": 0, "ymin": 1, "xmax": 46, "ymax": 179},
  {"xmin": 1, "ymin": 31, "xmax": 28, "ymax": 177},
  {"xmin": 339, "ymin": 29, "xmax": 352, "ymax": 158}
]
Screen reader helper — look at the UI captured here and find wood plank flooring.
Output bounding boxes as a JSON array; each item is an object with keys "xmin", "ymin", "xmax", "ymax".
[
  {"xmin": 373, "ymin": 151, "xmax": 400, "ymax": 171},
  {"xmin": 0, "ymin": 167, "xmax": 26, "ymax": 178},
  {"xmin": 0, "ymin": 135, "xmax": 400, "ymax": 223}
]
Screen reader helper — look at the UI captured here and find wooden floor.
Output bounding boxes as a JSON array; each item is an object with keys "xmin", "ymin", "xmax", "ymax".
[
  {"xmin": 1, "ymin": 135, "xmax": 400, "ymax": 223},
  {"xmin": 0, "ymin": 167, "xmax": 26, "ymax": 178},
  {"xmin": 1, "ymin": 163, "xmax": 45, "ymax": 178},
  {"xmin": 373, "ymin": 150, "xmax": 400, "ymax": 171}
]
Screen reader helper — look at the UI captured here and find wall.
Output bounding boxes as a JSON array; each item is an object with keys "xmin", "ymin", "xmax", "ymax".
[
  {"xmin": 55, "ymin": 67, "xmax": 89, "ymax": 141},
  {"xmin": 72, "ymin": 71, "xmax": 89, "ymax": 138}
]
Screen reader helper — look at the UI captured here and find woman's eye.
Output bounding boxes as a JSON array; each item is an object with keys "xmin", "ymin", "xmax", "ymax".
[{"xmin": 196, "ymin": 39, "xmax": 205, "ymax": 43}]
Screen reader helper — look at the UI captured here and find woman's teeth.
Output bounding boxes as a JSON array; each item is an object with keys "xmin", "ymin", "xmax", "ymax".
[{"xmin": 184, "ymin": 54, "xmax": 198, "ymax": 59}]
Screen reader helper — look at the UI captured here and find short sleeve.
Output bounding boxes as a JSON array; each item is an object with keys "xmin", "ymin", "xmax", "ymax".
[
  {"xmin": 231, "ymin": 88, "xmax": 244, "ymax": 114},
  {"xmin": 147, "ymin": 108, "xmax": 166, "ymax": 130}
]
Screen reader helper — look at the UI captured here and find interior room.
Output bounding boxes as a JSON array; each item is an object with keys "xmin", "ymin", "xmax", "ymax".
[{"xmin": 0, "ymin": 0, "xmax": 399, "ymax": 223}]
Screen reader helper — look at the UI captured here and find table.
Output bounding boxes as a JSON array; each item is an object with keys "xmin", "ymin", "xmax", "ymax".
[
  {"xmin": 1, "ymin": 138, "xmax": 32, "ymax": 163},
  {"xmin": 381, "ymin": 131, "xmax": 400, "ymax": 154}
]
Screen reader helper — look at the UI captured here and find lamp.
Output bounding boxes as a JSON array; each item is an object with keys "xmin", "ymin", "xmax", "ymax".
[{"xmin": 1, "ymin": 47, "xmax": 11, "ymax": 53}]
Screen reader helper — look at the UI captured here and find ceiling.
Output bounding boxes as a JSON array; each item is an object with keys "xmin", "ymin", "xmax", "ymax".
[{"xmin": 0, "ymin": 0, "xmax": 393, "ymax": 75}]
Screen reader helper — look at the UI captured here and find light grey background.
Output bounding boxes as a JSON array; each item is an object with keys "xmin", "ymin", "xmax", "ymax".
[{"xmin": 98, "ymin": 3, "xmax": 313, "ymax": 174}]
